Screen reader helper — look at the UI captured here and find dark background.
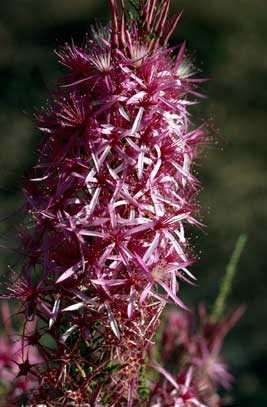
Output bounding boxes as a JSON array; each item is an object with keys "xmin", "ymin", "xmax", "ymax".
[{"xmin": 0, "ymin": 1, "xmax": 266, "ymax": 405}]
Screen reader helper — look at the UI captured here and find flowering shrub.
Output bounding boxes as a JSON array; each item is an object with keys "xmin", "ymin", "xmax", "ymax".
[{"xmin": 0, "ymin": 1, "xmax": 243, "ymax": 406}]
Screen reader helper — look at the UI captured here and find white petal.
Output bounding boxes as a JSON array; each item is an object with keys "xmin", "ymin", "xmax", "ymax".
[
  {"xmin": 62, "ymin": 302, "xmax": 84, "ymax": 312},
  {"xmin": 105, "ymin": 303, "xmax": 120, "ymax": 339}
]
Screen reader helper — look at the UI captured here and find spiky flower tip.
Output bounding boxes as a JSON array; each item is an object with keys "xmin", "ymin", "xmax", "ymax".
[{"xmin": 3, "ymin": 0, "xmax": 208, "ymax": 405}]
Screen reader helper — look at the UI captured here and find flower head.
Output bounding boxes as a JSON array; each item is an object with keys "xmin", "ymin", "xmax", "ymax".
[{"xmin": 4, "ymin": 1, "xmax": 208, "ymax": 405}]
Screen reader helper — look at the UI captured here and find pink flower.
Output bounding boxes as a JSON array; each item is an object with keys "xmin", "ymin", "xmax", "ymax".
[
  {"xmin": 0, "ymin": 303, "xmax": 41, "ymax": 406},
  {"xmin": 153, "ymin": 305, "xmax": 244, "ymax": 406},
  {"xmin": 151, "ymin": 364, "xmax": 207, "ymax": 407},
  {"xmin": 4, "ymin": 1, "xmax": 208, "ymax": 405},
  {"xmin": 192, "ymin": 304, "xmax": 245, "ymax": 389}
]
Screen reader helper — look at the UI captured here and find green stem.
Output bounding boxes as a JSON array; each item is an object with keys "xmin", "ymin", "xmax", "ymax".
[{"xmin": 211, "ymin": 234, "xmax": 247, "ymax": 322}]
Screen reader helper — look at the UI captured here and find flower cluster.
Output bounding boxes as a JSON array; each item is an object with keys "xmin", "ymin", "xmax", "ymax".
[
  {"xmin": 2, "ymin": 1, "xmax": 209, "ymax": 405},
  {"xmin": 149, "ymin": 305, "xmax": 244, "ymax": 407}
]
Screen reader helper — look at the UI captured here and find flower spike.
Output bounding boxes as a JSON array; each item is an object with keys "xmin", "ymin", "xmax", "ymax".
[{"xmin": 3, "ymin": 1, "xmax": 209, "ymax": 405}]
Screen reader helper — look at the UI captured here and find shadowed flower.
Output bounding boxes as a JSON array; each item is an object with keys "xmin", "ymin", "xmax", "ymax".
[
  {"xmin": 0, "ymin": 303, "xmax": 41, "ymax": 406},
  {"xmin": 152, "ymin": 305, "xmax": 244, "ymax": 406},
  {"xmin": 151, "ymin": 364, "xmax": 207, "ymax": 407}
]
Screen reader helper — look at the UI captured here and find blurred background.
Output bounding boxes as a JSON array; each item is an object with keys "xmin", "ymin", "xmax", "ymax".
[{"xmin": 0, "ymin": 0, "xmax": 266, "ymax": 405}]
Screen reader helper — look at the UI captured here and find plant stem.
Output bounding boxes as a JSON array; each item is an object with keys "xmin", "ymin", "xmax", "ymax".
[{"xmin": 212, "ymin": 234, "xmax": 247, "ymax": 322}]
